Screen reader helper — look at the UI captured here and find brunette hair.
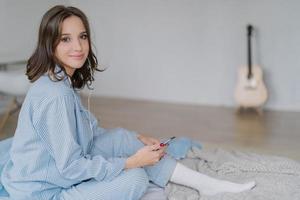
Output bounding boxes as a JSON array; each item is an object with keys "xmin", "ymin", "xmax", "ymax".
[{"xmin": 26, "ymin": 5, "xmax": 102, "ymax": 89}]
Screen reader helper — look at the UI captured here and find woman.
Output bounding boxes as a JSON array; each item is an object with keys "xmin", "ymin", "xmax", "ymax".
[{"xmin": 0, "ymin": 5, "xmax": 255, "ymax": 200}]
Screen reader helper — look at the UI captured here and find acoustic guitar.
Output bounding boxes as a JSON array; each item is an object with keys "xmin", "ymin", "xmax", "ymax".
[{"xmin": 234, "ymin": 25, "xmax": 268, "ymax": 109}]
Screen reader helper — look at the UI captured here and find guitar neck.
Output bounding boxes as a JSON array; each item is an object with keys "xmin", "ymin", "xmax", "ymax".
[{"xmin": 247, "ymin": 25, "xmax": 253, "ymax": 79}]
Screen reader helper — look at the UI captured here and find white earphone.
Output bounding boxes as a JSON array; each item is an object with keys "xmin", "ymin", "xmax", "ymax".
[{"xmin": 87, "ymin": 63, "xmax": 94, "ymax": 151}]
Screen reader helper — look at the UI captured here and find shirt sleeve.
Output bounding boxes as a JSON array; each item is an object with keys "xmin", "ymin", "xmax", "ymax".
[{"xmin": 32, "ymin": 95, "xmax": 126, "ymax": 182}]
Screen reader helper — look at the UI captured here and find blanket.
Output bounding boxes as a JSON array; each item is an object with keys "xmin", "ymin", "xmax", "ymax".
[{"xmin": 165, "ymin": 147, "xmax": 300, "ymax": 200}]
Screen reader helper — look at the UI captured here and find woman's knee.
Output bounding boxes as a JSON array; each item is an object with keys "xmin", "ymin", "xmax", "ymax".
[
  {"xmin": 110, "ymin": 128, "xmax": 136, "ymax": 139},
  {"xmin": 110, "ymin": 128, "xmax": 141, "ymax": 148}
]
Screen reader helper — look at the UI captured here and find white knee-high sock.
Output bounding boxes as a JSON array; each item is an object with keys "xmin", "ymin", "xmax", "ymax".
[{"xmin": 170, "ymin": 163, "xmax": 256, "ymax": 196}]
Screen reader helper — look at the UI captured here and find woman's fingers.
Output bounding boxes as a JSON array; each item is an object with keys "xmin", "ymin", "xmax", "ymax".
[
  {"xmin": 150, "ymin": 146, "xmax": 166, "ymax": 161},
  {"xmin": 150, "ymin": 144, "xmax": 161, "ymax": 151},
  {"xmin": 152, "ymin": 138, "xmax": 161, "ymax": 145},
  {"xmin": 149, "ymin": 144, "xmax": 167, "ymax": 155},
  {"xmin": 136, "ymin": 144, "xmax": 167, "ymax": 166},
  {"xmin": 156, "ymin": 148, "xmax": 166, "ymax": 158}
]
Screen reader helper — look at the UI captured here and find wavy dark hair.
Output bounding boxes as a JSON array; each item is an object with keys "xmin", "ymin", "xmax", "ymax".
[{"xmin": 26, "ymin": 5, "xmax": 103, "ymax": 89}]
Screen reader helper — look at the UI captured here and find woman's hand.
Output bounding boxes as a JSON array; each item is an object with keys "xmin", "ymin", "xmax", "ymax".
[
  {"xmin": 137, "ymin": 134, "xmax": 161, "ymax": 146},
  {"xmin": 125, "ymin": 144, "xmax": 166, "ymax": 169}
]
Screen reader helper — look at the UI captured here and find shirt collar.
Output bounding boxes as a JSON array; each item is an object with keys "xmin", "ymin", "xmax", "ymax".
[{"xmin": 48, "ymin": 65, "xmax": 73, "ymax": 88}]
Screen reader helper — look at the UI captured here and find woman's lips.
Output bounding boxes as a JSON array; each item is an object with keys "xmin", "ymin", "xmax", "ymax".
[{"xmin": 69, "ymin": 54, "xmax": 84, "ymax": 60}]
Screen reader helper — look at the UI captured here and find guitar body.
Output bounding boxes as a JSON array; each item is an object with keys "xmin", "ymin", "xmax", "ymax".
[
  {"xmin": 234, "ymin": 25, "xmax": 268, "ymax": 109},
  {"xmin": 234, "ymin": 65, "xmax": 268, "ymax": 107}
]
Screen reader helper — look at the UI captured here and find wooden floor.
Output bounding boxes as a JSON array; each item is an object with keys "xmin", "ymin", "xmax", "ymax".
[{"xmin": 1, "ymin": 96, "xmax": 300, "ymax": 161}]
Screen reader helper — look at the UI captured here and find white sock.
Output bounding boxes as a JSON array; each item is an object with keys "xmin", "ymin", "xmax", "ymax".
[{"xmin": 170, "ymin": 163, "xmax": 256, "ymax": 196}]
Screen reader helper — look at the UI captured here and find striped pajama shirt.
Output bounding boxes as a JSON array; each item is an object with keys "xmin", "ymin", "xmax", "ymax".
[{"xmin": 0, "ymin": 73, "xmax": 176, "ymax": 200}]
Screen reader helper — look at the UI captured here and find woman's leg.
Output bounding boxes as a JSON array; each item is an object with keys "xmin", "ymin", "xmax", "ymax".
[
  {"xmin": 91, "ymin": 128, "xmax": 177, "ymax": 187},
  {"xmin": 169, "ymin": 162, "xmax": 256, "ymax": 196},
  {"xmin": 90, "ymin": 128, "xmax": 143, "ymax": 158},
  {"xmin": 91, "ymin": 129, "xmax": 255, "ymax": 196},
  {"xmin": 57, "ymin": 168, "xmax": 149, "ymax": 200}
]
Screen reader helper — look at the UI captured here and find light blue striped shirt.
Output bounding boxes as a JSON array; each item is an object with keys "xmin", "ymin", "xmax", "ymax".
[{"xmin": 1, "ymin": 73, "xmax": 126, "ymax": 200}]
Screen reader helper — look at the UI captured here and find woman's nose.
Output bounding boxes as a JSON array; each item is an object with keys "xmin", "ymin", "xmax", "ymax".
[{"xmin": 73, "ymin": 39, "xmax": 83, "ymax": 51}]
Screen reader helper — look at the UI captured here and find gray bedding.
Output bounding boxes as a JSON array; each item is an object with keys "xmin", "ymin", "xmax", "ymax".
[
  {"xmin": 165, "ymin": 147, "xmax": 300, "ymax": 200},
  {"xmin": 1, "ymin": 138, "xmax": 300, "ymax": 200}
]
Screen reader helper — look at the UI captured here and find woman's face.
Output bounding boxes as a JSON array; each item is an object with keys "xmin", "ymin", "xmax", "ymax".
[{"xmin": 55, "ymin": 16, "xmax": 89, "ymax": 76}]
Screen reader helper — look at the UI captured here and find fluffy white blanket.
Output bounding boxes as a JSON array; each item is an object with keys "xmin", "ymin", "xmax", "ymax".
[{"xmin": 165, "ymin": 147, "xmax": 300, "ymax": 200}]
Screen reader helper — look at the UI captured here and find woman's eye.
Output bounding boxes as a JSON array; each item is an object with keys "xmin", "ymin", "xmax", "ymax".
[
  {"xmin": 61, "ymin": 37, "xmax": 71, "ymax": 42},
  {"xmin": 81, "ymin": 34, "xmax": 88, "ymax": 40}
]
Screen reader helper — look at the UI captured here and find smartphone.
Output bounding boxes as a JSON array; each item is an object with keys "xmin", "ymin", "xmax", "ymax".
[{"xmin": 160, "ymin": 136, "xmax": 176, "ymax": 147}]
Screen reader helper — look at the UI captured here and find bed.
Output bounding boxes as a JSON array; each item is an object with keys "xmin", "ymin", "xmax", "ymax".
[
  {"xmin": 1, "ymin": 137, "xmax": 300, "ymax": 200},
  {"xmin": 165, "ymin": 147, "xmax": 300, "ymax": 200}
]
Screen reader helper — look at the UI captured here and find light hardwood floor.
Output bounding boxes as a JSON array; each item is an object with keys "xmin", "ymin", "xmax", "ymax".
[
  {"xmin": 1, "ymin": 96, "xmax": 300, "ymax": 161},
  {"xmin": 85, "ymin": 96, "xmax": 300, "ymax": 161}
]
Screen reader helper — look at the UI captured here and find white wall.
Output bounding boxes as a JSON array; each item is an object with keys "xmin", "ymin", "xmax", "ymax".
[
  {"xmin": 0, "ymin": 0, "xmax": 69, "ymax": 62},
  {"xmin": 1, "ymin": 0, "xmax": 299, "ymax": 111},
  {"xmin": 68, "ymin": 0, "xmax": 300, "ymax": 111}
]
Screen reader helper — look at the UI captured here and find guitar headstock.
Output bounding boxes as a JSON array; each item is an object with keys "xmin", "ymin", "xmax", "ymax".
[{"xmin": 247, "ymin": 24, "xmax": 253, "ymax": 36}]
